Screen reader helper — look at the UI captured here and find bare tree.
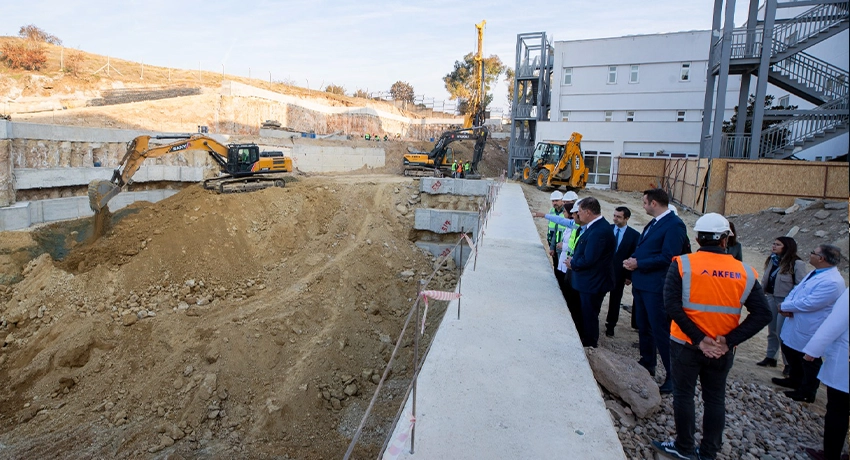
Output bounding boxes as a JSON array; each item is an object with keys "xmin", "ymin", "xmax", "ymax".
[{"xmin": 18, "ymin": 24, "xmax": 62, "ymax": 45}]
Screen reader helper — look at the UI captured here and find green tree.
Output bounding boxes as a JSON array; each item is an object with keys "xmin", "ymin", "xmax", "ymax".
[
  {"xmin": 18, "ymin": 24, "xmax": 61, "ymax": 45},
  {"xmin": 443, "ymin": 53, "xmax": 506, "ymax": 118},
  {"xmin": 324, "ymin": 84, "xmax": 345, "ymax": 95},
  {"xmin": 389, "ymin": 81, "xmax": 415, "ymax": 103},
  {"xmin": 722, "ymin": 94, "xmax": 797, "ymax": 155},
  {"xmin": 353, "ymin": 89, "xmax": 369, "ymax": 99}
]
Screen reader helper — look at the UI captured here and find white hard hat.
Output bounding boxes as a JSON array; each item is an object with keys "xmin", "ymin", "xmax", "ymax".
[
  {"xmin": 570, "ymin": 198, "xmax": 584, "ymax": 213},
  {"xmin": 563, "ymin": 191, "xmax": 579, "ymax": 202},
  {"xmin": 668, "ymin": 204, "xmax": 678, "ymax": 215},
  {"xmin": 693, "ymin": 213, "xmax": 732, "ymax": 235},
  {"xmin": 549, "ymin": 191, "xmax": 564, "ymax": 201}
]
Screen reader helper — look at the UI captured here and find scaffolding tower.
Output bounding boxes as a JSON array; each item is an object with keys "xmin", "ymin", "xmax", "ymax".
[
  {"xmin": 508, "ymin": 33, "xmax": 554, "ymax": 177},
  {"xmin": 701, "ymin": 0, "xmax": 849, "ymax": 159}
]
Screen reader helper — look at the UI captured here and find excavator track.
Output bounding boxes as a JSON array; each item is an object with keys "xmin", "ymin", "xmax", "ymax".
[
  {"xmin": 202, "ymin": 174, "xmax": 287, "ymax": 194},
  {"xmin": 402, "ymin": 167, "xmax": 444, "ymax": 178}
]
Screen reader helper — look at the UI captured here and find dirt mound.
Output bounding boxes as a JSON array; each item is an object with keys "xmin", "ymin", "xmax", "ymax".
[
  {"xmin": 0, "ymin": 175, "xmax": 458, "ymax": 458},
  {"xmin": 730, "ymin": 201, "xmax": 849, "ymax": 270}
]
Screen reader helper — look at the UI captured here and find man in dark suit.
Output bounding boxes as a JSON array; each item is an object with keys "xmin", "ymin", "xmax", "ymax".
[
  {"xmin": 605, "ymin": 206, "xmax": 640, "ymax": 338},
  {"xmin": 566, "ymin": 197, "xmax": 616, "ymax": 348},
  {"xmin": 623, "ymin": 188, "xmax": 689, "ymax": 394}
]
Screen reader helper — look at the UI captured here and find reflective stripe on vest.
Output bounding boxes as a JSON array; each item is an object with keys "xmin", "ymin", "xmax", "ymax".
[
  {"xmin": 566, "ymin": 226, "xmax": 581, "ymax": 256},
  {"xmin": 547, "ymin": 207, "xmax": 564, "ymax": 245},
  {"xmin": 669, "ymin": 252, "xmax": 757, "ymax": 345}
]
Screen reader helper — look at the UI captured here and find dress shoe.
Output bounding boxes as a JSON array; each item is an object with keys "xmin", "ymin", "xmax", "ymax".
[
  {"xmin": 804, "ymin": 447, "xmax": 825, "ymax": 460},
  {"xmin": 771, "ymin": 377, "xmax": 797, "ymax": 389},
  {"xmin": 756, "ymin": 357, "xmax": 777, "ymax": 367},
  {"xmin": 783, "ymin": 366, "xmax": 791, "ymax": 376},
  {"xmin": 638, "ymin": 360, "xmax": 656, "ymax": 377},
  {"xmin": 784, "ymin": 390, "xmax": 815, "ymax": 403},
  {"xmin": 605, "ymin": 327, "xmax": 615, "ymax": 338},
  {"xmin": 659, "ymin": 379, "xmax": 673, "ymax": 394}
]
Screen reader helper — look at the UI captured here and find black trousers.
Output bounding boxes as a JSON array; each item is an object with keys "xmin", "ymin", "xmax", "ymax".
[
  {"xmin": 605, "ymin": 276, "xmax": 626, "ymax": 331},
  {"xmin": 562, "ymin": 274, "xmax": 584, "ymax": 341},
  {"xmin": 824, "ymin": 384, "xmax": 849, "ymax": 460},
  {"xmin": 579, "ymin": 291, "xmax": 606, "ymax": 348},
  {"xmin": 782, "ymin": 343, "xmax": 823, "ymax": 399},
  {"xmin": 670, "ymin": 341, "xmax": 735, "ymax": 459}
]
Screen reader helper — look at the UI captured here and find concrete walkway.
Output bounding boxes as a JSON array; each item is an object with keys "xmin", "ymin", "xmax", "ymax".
[{"xmin": 389, "ymin": 182, "xmax": 625, "ymax": 459}]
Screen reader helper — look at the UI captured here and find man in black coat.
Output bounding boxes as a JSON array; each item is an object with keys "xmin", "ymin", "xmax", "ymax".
[
  {"xmin": 566, "ymin": 197, "xmax": 616, "ymax": 348},
  {"xmin": 605, "ymin": 206, "xmax": 640, "ymax": 337}
]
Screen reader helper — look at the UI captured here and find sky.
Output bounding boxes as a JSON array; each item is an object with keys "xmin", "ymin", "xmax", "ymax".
[{"xmin": 0, "ymin": 0, "xmax": 752, "ymax": 113}]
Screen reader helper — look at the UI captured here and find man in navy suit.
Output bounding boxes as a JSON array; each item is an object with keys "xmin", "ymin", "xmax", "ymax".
[
  {"xmin": 605, "ymin": 206, "xmax": 640, "ymax": 338},
  {"xmin": 566, "ymin": 197, "xmax": 616, "ymax": 348},
  {"xmin": 624, "ymin": 188, "xmax": 689, "ymax": 393}
]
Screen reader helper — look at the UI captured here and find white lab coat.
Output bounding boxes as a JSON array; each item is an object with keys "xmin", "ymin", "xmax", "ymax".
[
  {"xmin": 780, "ymin": 266, "xmax": 846, "ymax": 352},
  {"xmin": 802, "ymin": 287, "xmax": 849, "ymax": 393}
]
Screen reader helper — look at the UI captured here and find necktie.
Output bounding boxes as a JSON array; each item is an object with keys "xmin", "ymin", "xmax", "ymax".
[
  {"xmin": 640, "ymin": 218, "xmax": 656, "ymax": 241},
  {"xmin": 802, "ymin": 271, "xmax": 816, "ymax": 283},
  {"xmin": 615, "ymin": 227, "xmax": 622, "ymax": 250}
]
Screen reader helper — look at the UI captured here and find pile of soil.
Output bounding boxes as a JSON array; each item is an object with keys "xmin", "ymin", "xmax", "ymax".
[{"xmin": 0, "ymin": 175, "xmax": 458, "ymax": 458}]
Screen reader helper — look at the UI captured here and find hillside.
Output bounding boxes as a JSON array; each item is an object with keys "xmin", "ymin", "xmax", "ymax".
[{"xmin": 0, "ymin": 36, "xmax": 451, "ymax": 124}]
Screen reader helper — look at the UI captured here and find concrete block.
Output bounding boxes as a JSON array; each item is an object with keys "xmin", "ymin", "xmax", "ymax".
[
  {"xmin": 414, "ymin": 208, "xmax": 479, "ymax": 234},
  {"xmin": 415, "ymin": 241, "xmax": 473, "ymax": 267},
  {"xmin": 0, "ymin": 202, "xmax": 31, "ymax": 231},
  {"xmin": 0, "ymin": 120, "xmax": 8, "ymax": 139},
  {"xmin": 13, "ymin": 167, "xmax": 113, "ymax": 189},
  {"xmin": 420, "ymin": 177, "xmax": 493, "ymax": 196}
]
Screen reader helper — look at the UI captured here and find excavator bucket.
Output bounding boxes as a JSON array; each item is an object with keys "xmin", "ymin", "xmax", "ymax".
[{"xmin": 88, "ymin": 180, "xmax": 121, "ymax": 212}]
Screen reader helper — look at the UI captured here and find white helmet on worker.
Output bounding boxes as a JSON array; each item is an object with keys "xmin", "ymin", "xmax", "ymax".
[
  {"xmin": 563, "ymin": 191, "xmax": 579, "ymax": 202},
  {"xmin": 570, "ymin": 198, "xmax": 584, "ymax": 213},
  {"xmin": 549, "ymin": 191, "xmax": 564, "ymax": 201},
  {"xmin": 693, "ymin": 213, "xmax": 732, "ymax": 239}
]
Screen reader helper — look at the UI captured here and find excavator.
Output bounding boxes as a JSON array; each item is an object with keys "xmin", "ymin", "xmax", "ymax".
[
  {"xmin": 521, "ymin": 132, "xmax": 589, "ymax": 191},
  {"xmin": 88, "ymin": 134, "xmax": 293, "ymax": 212},
  {"xmin": 402, "ymin": 126, "xmax": 489, "ymax": 178}
]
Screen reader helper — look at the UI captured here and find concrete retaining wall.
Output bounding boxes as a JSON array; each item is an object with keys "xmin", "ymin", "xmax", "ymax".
[
  {"xmin": 13, "ymin": 166, "xmax": 204, "ymax": 190},
  {"xmin": 0, "ymin": 140, "xmax": 11, "ymax": 207},
  {"xmin": 414, "ymin": 209, "xmax": 479, "ymax": 235},
  {"xmin": 0, "ymin": 190, "xmax": 178, "ymax": 231},
  {"xmin": 420, "ymin": 177, "xmax": 493, "ymax": 196}
]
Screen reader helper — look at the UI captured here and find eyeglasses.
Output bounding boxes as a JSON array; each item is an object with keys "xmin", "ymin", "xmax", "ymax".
[{"xmin": 811, "ymin": 251, "xmax": 823, "ymax": 257}]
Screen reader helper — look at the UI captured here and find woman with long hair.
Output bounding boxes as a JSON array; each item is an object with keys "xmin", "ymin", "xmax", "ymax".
[
  {"xmin": 726, "ymin": 222, "xmax": 743, "ymax": 261},
  {"xmin": 757, "ymin": 236, "xmax": 809, "ymax": 370}
]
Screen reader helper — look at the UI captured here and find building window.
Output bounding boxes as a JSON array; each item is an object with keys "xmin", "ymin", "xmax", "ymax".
[
  {"xmin": 604, "ymin": 111, "xmax": 613, "ymax": 122},
  {"xmin": 560, "ymin": 111, "xmax": 570, "ymax": 122},
  {"xmin": 626, "ymin": 111, "xmax": 635, "ymax": 122},
  {"xmin": 608, "ymin": 66, "xmax": 617, "ymax": 84},
  {"xmin": 563, "ymin": 67, "xmax": 573, "ymax": 85},
  {"xmin": 778, "ymin": 95, "xmax": 790, "ymax": 108},
  {"xmin": 584, "ymin": 151, "xmax": 613, "ymax": 185},
  {"xmin": 815, "ymin": 156, "xmax": 823, "ymax": 161},
  {"xmin": 680, "ymin": 63, "xmax": 691, "ymax": 81},
  {"xmin": 630, "ymin": 65, "xmax": 639, "ymax": 83},
  {"xmin": 677, "ymin": 111, "xmax": 686, "ymax": 122},
  {"xmin": 640, "ymin": 151, "xmax": 654, "ymax": 157}
]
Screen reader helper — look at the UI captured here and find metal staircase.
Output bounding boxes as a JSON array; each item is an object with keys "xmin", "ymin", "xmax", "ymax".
[
  {"xmin": 701, "ymin": 0, "xmax": 849, "ymax": 159},
  {"xmin": 508, "ymin": 33, "xmax": 553, "ymax": 177}
]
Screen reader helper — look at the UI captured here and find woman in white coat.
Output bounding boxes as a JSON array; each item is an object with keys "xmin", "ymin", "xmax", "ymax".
[{"xmin": 802, "ymin": 287, "xmax": 849, "ymax": 460}]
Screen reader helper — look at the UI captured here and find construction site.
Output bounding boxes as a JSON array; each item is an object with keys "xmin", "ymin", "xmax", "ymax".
[{"xmin": 1, "ymin": 4, "xmax": 849, "ymax": 458}]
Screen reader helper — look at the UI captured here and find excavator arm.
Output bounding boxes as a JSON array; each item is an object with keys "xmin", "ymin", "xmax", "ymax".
[{"xmin": 88, "ymin": 134, "xmax": 231, "ymax": 212}]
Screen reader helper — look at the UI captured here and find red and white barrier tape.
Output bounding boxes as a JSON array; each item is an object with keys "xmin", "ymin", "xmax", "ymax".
[
  {"xmin": 382, "ymin": 413, "xmax": 416, "ymax": 460},
  {"xmin": 420, "ymin": 290, "xmax": 462, "ymax": 333}
]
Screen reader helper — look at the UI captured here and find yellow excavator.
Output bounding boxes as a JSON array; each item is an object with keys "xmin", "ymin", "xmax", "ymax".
[
  {"xmin": 521, "ymin": 132, "xmax": 589, "ymax": 191},
  {"xmin": 88, "ymin": 134, "xmax": 293, "ymax": 212}
]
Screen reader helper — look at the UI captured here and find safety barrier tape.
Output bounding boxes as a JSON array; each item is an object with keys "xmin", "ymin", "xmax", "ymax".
[
  {"xmin": 420, "ymin": 290, "xmax": 462, "ymax": 333},
  {"xmin": 381, "ymin": 413, "xmax": 416, "ymax": 460}
]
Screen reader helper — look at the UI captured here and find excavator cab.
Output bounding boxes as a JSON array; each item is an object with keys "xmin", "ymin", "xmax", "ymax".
[{"xmin": 228, "ymin": 145, "xmax": 261, "ymax": 175}]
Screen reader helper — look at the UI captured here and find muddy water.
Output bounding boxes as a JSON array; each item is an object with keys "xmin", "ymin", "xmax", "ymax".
[{"xmin": 31, "ymin": 207, "xmax": 140, "ymax": 261}]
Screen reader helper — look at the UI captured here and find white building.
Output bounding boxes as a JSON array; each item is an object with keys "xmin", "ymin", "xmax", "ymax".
[{"xmin": 536, "ymin": 27, "xmax": 848, "ymax": 188}]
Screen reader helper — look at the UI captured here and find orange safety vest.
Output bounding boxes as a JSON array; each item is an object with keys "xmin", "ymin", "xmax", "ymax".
[{"xmin": 669, "ymin": 252, "xmax": 758, "ymax": 345}]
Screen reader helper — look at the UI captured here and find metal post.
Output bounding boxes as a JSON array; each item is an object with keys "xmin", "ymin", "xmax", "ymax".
[
  {"xmin": 411, "ymin": 279, "xmax": 424, "ymax": 454},
  {"xmin": 457, "ymin": 227, "xmax": 464, "ymax": 320}
]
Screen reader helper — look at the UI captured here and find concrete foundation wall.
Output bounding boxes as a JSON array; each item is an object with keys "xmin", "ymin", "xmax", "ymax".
[
  {"xmin": 420, "ymin": 177, "xmax": 493, "ymax": 196},
  {"xmin": 0, "ymin": 190, "xmax": 178, "ymax": 231},
  {"xmin": 290, "ymin": 144, "xmax": 384, "ymax": 172},
  {"xmin": 414, "ymin": 209, "xmax": 479, "ymax": 234},
  {"xmin": 13, "ymin": 166, "xmax": 204, "ymax": 190}
]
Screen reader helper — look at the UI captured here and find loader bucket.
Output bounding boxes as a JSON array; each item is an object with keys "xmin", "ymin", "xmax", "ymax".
[{"xmin": 88, "ymin": 180, "xmax": 121, "ymax": 212}]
